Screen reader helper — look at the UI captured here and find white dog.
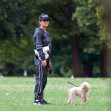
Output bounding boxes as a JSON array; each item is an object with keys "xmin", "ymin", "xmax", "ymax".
[{"xmin": 67, "ymin": 82, "xmax": 91, "ymax": 106}]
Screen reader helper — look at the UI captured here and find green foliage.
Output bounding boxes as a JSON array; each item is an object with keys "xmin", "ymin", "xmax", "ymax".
[
  {"xmin": 0, "ymin": 0, "xmax": 110, "ymax": 76},
  {"xmin": 0, "ymin": 0, "xmax": 35, "ymax": 75},
  {"xmin": 96, "ymin": 0, "xmax": 111, "ymax": 48},
  {"xmin": 72, "ymin": 0, "xmax": 102, "ymax": 75},
  {"xmin": 0, "ymin": 37, "xmax": 34, "ymax": 75}
]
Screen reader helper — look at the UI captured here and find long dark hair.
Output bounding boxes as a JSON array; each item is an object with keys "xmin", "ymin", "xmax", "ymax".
[{"xmin": 38, "ymin": 21, "xmax": 41, "ymax": 27}]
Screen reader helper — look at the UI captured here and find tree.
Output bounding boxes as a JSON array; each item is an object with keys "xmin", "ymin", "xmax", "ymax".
[
  {"xmin": 0, "ymin": 0, "xmax": 110, "ymax": 77},
  {"xmin": 39, "ymin": 0, "xmax": 84, "ymax": 77},
  {"xmin": 96, "ymin": 0, "xmax": 111, "ymax": 77},
  {"xmin": 0, "ymin": 0, "xmax": 35, "ymax": 75}
]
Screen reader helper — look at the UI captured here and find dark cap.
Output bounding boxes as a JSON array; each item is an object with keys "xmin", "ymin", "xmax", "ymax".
[{"xmin": 39, "ymin": 13, "xmax": 50, "ymax": 21}]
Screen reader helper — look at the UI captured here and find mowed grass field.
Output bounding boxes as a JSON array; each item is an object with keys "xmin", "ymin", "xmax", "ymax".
[{"xmin": 0, "ymin": 77, "xmax": 111, "ymax": 111}]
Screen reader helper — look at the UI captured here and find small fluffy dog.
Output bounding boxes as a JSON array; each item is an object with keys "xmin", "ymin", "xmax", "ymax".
[{"xmin": 67, "ymin": 82, "xmax": 91, "ymax": 106}]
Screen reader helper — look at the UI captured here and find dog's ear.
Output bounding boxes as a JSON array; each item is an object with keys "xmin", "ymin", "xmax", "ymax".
[{"xmin": 89, "ymin": 84, "xmax": 91, "ymax": 89}]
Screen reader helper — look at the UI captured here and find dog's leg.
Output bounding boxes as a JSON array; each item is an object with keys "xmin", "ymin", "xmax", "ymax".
[
  {"xmin": 81, "ymin": 97, "xmax": 85, "ymax": 106},
  {"xmin": 71, "ymin": 100, "xmax": 75, "ymax": 106},
  {"xmin": 67, "ymin": 99, "xmax": 71, "ymax": 105},
  {"xmin": 84, "ymin": 97, "xmax": 88, "ymax": 102},
  {"xmin": 71, "ymin": 97, "xmax": 76, "ymax": 106}
]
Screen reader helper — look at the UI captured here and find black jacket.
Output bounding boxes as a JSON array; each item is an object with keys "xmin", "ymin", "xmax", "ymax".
[{"xmin": 33, "ymin": 28, "xmax": 51, "ymax": 60}]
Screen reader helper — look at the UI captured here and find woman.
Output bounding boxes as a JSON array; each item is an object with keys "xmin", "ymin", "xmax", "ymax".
[{"xmin": 33, "ymin": 13, "xmax": 52, "ymax": 105}]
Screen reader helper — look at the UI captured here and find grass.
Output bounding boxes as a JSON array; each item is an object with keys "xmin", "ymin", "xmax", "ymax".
[{"xmin": 0, "ymin": 77, "xmax": 111, "ymax": 111}]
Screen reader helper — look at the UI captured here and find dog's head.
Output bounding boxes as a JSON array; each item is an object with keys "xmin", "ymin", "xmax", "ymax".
[{"xmin": 81, "ymin": 82, "xmax": 91, "ymax": 91}]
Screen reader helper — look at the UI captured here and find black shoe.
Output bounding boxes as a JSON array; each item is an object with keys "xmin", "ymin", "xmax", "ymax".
[
  {"xmin": 33, "ymin": 100, "xmax": 45, "ymax": 105},
  {"xmin": 42, "ymin": 99, "xmax": 50, "ymax": 105}
]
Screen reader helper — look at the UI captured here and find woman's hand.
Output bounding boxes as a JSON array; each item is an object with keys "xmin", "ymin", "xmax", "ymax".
[
  {"xmin": 49, "ymin": 61, "xmax": 52, "ymax": 68},
  {"xmin": 42, "ymin": 60, "xmax": 47, "ymax": 67}
]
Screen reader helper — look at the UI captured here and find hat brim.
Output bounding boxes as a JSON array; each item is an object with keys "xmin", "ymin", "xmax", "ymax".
[{"xmin": 39, "ymin": 17, "xmax": 50, "ymax": 21}]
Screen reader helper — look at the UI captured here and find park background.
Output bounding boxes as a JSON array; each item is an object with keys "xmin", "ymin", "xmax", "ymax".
[
  {"xmin": 0, "ymin": 0, "xmax": 111, "ymax": 77},
  {"xmin": 0, "ymin": 0, "xmax": 111, "ymax": 111}
]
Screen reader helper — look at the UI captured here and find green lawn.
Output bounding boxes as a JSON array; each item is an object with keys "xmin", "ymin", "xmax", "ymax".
[{"xmin": 0, "ymin": 77, "xmax": 111, "ymax": 111}]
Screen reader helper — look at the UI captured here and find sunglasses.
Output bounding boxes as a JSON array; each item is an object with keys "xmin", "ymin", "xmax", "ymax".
[{"xmin": 43, "ymin": 19, "xmax": 49, "ymax": 22}]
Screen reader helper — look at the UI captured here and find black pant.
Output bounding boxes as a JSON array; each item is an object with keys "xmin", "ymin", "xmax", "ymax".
[{"xmin": 34, "ymin": 58, "xmax": 48, "ymax": 100}]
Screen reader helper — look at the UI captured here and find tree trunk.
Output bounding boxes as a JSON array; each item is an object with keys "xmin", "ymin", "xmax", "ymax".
[
  {"xmin": 71, "ymin": 37, "xmax": 83, "ymax": 77},
  {"xmin": 101, "ymin": 43, "xmax": 111, "ymax": 77},
  {"xmin": 101, "ymin": 45, "xmax": 107, "ymax": 77}
]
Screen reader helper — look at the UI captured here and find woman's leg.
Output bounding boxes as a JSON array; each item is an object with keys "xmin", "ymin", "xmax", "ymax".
[
  {"xmin": 34, "ymin": 59, "xmax": 43, "ymax": 101},
  {"xmin": 42, "ymin": 66, "xmax": 48, "ymax": 91}
]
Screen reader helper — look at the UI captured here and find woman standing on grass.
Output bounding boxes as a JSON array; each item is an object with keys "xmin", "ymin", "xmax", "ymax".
[{"xmin": 33, "ymin": 13, "xmax": 52, "ymax": 105}]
